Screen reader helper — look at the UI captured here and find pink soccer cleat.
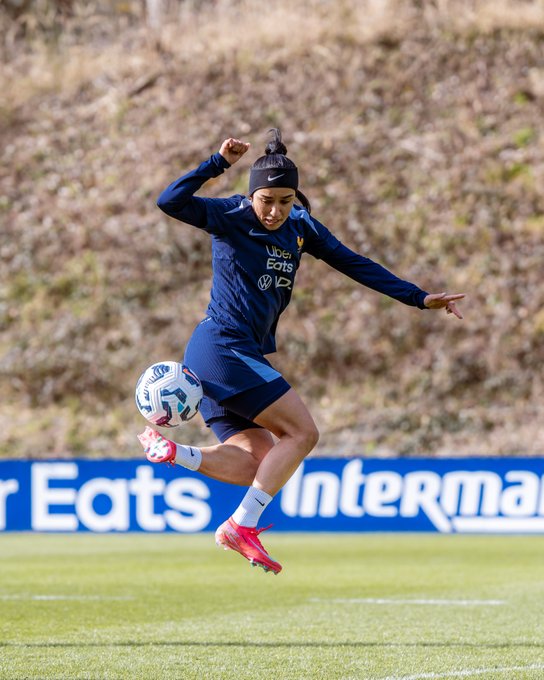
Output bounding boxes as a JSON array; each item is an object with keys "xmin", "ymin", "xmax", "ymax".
[
  {"xmin": 215, "ymin": 517, "xmax": 282, "ymax": 574},
  {"xmin": 137, "ymin": 426, "xmax": 176, "ymax": 465}
]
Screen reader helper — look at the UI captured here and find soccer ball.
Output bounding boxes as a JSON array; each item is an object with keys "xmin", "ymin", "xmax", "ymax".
[{"xmin": 135, "ymin": 361, "xmax": 203, "ymax": 428}]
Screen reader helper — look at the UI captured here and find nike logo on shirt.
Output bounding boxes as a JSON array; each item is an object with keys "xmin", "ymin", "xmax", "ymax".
[
  {"xmin": 267, "ymin": 173, "xmax": 285, "ymax": 181},
  {"xmin": 249, "ymin": 228, "xmax": 268, "ymax": 236}
]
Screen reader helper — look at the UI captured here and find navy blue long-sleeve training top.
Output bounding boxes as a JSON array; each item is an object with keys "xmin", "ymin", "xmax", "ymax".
[{"xmin": 157, "ymin": 153, "xmax": 429, "ymax": 355}]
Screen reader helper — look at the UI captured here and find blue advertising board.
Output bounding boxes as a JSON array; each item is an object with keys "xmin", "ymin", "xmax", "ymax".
[{"xmin": 1, "ymin": 458, "xmax": 543, "ymax": 533}]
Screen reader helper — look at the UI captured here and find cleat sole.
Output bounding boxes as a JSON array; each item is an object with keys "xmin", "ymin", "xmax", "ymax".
[{"xmin": 215, "ymin": 519, "xmax": 282, "ymax": 574}]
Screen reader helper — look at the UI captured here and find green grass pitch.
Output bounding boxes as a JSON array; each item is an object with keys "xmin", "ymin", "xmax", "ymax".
[{"xmin": 1, "ymin": 533, "xmax": 543, "ymax": 679}]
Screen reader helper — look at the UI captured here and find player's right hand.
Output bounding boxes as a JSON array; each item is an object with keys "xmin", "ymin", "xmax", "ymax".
[{"xmin": 219, "ymin": 138, "xmax": 250, "ymax": 165}]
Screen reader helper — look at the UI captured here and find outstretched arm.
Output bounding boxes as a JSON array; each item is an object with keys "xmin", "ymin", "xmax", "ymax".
[{"xmin": 304, "ymin": 217, "xmax": 465, "ymax": 317}]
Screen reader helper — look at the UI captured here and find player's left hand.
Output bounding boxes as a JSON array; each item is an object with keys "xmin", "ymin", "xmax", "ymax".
[{"xmin": 423, "ymin": 292, "xmax": 465, "ymax": 319}]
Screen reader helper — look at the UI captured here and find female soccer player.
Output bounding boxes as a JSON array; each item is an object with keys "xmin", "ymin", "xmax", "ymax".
[{"xmin": 138, "ymin": 130, "xmax": 464, "ymax": 574}]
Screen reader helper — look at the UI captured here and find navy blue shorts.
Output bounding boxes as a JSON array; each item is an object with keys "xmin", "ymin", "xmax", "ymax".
[{"xmin": 183, "ymin": 318, "xmax": 291, "ymax": 442}]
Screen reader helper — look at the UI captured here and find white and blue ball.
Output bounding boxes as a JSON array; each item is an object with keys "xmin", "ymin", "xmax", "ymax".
[{"xmin": 135, "ymin": 361, "xmax": 203, "ymax": 428}]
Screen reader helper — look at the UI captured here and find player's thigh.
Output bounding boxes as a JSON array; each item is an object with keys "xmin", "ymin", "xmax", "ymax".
[
  {"xmin": 253, "ymin": 388, "xmax": 319, "ymax": 445},
  {"xmin": 223, "ymin": 428, "xmax": 275, "ymax": 463}
]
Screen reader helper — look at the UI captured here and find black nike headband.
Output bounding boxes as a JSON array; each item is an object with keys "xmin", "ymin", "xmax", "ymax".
[{"xmin": 248, "ymin": 166, "xmax": 299, "ymax": 196}]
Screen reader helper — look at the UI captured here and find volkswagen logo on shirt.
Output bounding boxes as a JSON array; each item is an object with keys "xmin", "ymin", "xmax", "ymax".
[{"xmin": 258, "ymin": 274, "xmax": 273, "ymax": 291}]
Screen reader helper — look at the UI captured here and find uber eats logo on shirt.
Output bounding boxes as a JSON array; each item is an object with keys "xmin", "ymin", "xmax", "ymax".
[
  {"xmin": 265, "ymin": 245, "xmax": 294, "ymax": 273},
  {"xmin": 261, "ymin": 245, "xmax": 295, "ymax": 290},
  {"xmin": 259, "ymin": 245, "xmax": 295, "ymax": 290}
]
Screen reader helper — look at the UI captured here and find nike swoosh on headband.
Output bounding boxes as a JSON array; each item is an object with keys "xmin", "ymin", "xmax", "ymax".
[{"xmin": 267, "ymin": 173, "xmax": 285, "ymax": 181}]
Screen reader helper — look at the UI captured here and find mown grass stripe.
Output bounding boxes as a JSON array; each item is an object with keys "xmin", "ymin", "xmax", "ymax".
[
  {"xmin": 380, "ymin": 663, "xmax": 544, "ymax": 680},
  {"xmin": 309, "ymin": 598, "xmax": 506, "ymax": 606}
]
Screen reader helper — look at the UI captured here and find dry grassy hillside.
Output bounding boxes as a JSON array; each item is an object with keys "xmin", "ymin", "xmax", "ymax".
[{"xmin": 1, "ymin": 0, "xmax": 543, "ymax": 458}]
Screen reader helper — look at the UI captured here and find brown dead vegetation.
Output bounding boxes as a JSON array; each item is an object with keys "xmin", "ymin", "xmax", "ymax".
[{"xmin": 1, "ymin": 0, "xmax": 543, "ymax": 457}]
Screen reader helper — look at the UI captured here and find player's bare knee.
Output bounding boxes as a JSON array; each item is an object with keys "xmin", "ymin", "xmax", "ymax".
[
  {"xmin": 307, "ymin": 423, "xmax": 320, "ymax": 451},
  {"xmin": 295, "ymin": 423, "xmax": 319, "ymax": 456}
]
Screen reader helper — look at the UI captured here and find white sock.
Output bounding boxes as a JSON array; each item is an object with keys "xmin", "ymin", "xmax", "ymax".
[
  {"xmin": 174, "ymin": 443, "xmax": 202, "ymax": 472},
  {"xmin": 231, "ymin": 487, "xmax": 273, "ymax": 528}
]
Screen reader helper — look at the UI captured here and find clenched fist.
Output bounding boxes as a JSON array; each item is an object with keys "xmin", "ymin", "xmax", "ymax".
[{"xmin": 219, "ymin": 138, "xmax": 251, "ymax": 165}]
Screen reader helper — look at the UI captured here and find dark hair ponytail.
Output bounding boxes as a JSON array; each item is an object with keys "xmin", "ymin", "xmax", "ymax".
[
  {"xmin": 295, "ymin": 189, "xmax": 312, "ymax": 213},
  {"xmin": 264, "ymin": 128, "xmax": 288, "ymax": 156},
  {"xmin": 250, "ymin": 128, "xmax": 312, "ymax": 213}
]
